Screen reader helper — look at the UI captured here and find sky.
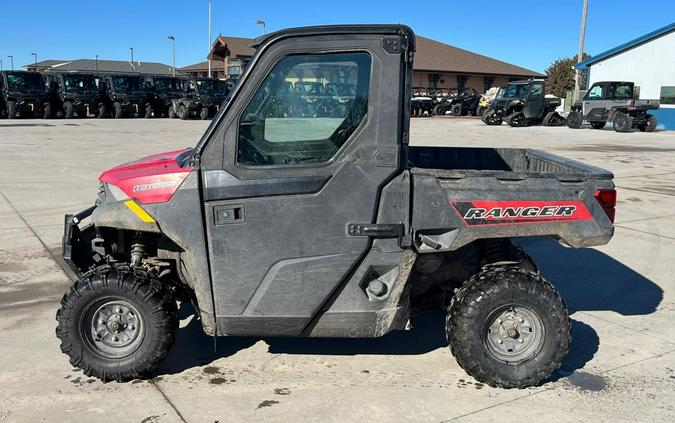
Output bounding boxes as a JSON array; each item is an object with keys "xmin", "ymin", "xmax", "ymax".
[{"xmin": 0, "ymin": 0, "xmax": 673, "ymax": 73}]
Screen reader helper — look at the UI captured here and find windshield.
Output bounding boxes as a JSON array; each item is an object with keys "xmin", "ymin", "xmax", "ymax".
[
  {"xmin": 7, "ymin": 72, "xmax": 43, "ymax": 91},
  {"xmin": 196, "ymin": 79, "xmax": 226, "ymax": 94},
  {"xmin": 111, "ymin": 76, "xmax": 144, "ymax": 92},
  {"xmin": 496, "ymin": 87, "xmax": 506, "ymax": 98},
  {"xmin": 154, "ymin": 78, "xmax": 183, "ymax": 92},
  {"xmin": 503, "ymin": 83, "xmax": 530, "ymax": 99},
  {"xmin": 63, "ymin": 74, "xmax": 96, "ymax": 90}
]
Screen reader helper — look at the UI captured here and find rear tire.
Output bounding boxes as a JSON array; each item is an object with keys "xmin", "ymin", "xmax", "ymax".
[
  {"xmin": 168, "ymin": 105, "xmax": 177, "ymax": 119},
  {"xmin": 179, "ymin": 105, "xmax": 189, "ymax": 120},
  {"xmin": 98, "ymin": 104, "xmax": 107, "ymax": 119},
  {"xmin": 613, "ymin": 111, "xmax": 632, "ymax": 132},
  {"xmin": 451, "ymin": 104, "xmax": 462, "ymax": 116},
  {"xmin": 433, "ymin": 104, "xmax": 444, "ymax": 116},
  {"xmin": 542, "ymin": 111, "xmax": 564, "ymax": 127},
  {"xmin": 145, "ymin": 104, "xmax": 153, "ymax": 119},
  {"xmin": 566, "ymin": 110, "xmax": 583, "ymax": 129},
  {"xmin": 638, "ymin": 114, "xmax": 657, "ymax": 132},
  {"xmin": 55, "ymin": 265, "xmax": 178, "ymax": 382},
  {"xmin": 7, "ymin": 101, "xmax": 17, "ymax": 119},
  {"xmin": 64, "ymin": 102, "xmax": 74, "ymax": 119},
  {"xmin": 446, "ymin": 267, "xmax": 570, "ymax": 388},
  {"xmin": 43, "ymin": 103, "xmax": 52, "ymax": 119}
]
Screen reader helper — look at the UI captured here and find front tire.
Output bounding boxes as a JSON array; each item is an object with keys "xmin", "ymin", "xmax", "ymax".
[
  {"xmin": 200, "ymin": 107, "xmax": 209, "ymax": 120},
  {"xmin": 451, "ymin": 103, "xmax": 462, "ymax": 116},
  {"xmin": 566, "ymin": 110, "xmax": 583, "ymax": 128},
  {"xmin": 7, "ymin": 101, "xmax": 17, "ymax": 119},
  {"xmin": 55, "ymin": 265, "xmax": 178, "ymax": 382},
  {"xmin": 446, "ymin": 267, "xmax": 570, "ymax": 388},
  {"xmin": 145, "ymin": 104, "xmax": 153, "ymax": 119},
  {"xmin": 612, "ymin": 111, "xmax": 632, "ymax": 132},
  {"xmin": 113, "ymin": 102, "xmax": 123, "ymax": 119}
]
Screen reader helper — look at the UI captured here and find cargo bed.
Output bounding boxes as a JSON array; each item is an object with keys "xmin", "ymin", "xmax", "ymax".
[{"xmin": 406, "ymin": 147, "xmax": 615, "ymax": 251}]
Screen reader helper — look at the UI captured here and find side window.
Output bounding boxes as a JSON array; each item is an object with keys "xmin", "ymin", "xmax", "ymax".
[
  {"xmin": 529, "ymin": 82, "xmax": 543, "ymax": 97},
  {"xmin": 237, "ymin": 52, "xmax": 371, "ymax": 166},
  {"xmin": 585, "ymin": 84, "xmax": 604, "ymax": 100},
  {"xmin": 608, "ymin": 82, "xmax": 633, "ymax": 99}
]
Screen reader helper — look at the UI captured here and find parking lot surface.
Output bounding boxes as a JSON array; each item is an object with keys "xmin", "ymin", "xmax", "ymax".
[{"xmin": 0, "ymin": 117, "xmax": 674, "ymax": 422}]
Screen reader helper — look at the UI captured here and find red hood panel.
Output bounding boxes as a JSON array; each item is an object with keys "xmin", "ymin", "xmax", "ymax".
[{"xmin": 100, "ymin": 148, "xmax": 192, "ymax": 204}]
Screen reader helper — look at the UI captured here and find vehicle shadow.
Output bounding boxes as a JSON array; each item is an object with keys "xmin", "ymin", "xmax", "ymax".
[
  {"xmin": 158, "ymin": 237, "xmax": 662, "ymax": 380},
  {"xmin": 517, "ymin": 237, "xmax": 663, "ymax": 316}
]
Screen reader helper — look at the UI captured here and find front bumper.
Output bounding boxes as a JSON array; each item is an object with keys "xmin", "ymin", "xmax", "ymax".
[{"xmin": 62, "ymin": 205, "xmax": 97, "ymax": 280}]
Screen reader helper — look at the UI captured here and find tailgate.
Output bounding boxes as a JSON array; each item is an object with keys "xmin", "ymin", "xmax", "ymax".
[{"xmin": 409, "ymin": 149, "xmax": 615, "ymax": 252}]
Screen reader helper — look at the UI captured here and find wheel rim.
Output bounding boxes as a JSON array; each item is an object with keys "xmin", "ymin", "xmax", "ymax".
[
  {"xmin": 81, "ymin": 297, "xmax": 145, "ymax": 358},
  {"xmin": 484, "ymin": 305, "xmax": 545, "ymax": 364}
]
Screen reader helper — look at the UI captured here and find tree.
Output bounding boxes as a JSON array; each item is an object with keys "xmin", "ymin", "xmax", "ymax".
[{"xmin": 545, "ymin": 53, "xmax": 590, "ymax": 98}]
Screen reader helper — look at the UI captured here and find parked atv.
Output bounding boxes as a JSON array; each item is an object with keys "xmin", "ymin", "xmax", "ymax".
[
  {"xmin": 0, "ymin": 71, "xmax": 50, "ymax": 119},
  {"xmin": 433, "ymin": 88, "xmax": 481, "ymax": 116},
  {"xmin": 567, "ymin": 81, "xmax": 659, "ymax": 132},
  {"xmin": 99, "ymin": 74, "xmax": 154, "ymax": 118},
  {"xmin": 57, "ymin": 25, "xmax": 616, "ymax": 389},
  {"xmin": 44, "ymin": 72, "xmax": 101, "ymax": 118},
  {"xmin": 481, "ymin": 79, "xmax": 565, "ymax": 127},
  {"xmin": 171, "ymin": 77, "xmax": 228, "ymax": 120},
  {"xmin": 147, "ymin": 75, "xmax": 186, "ymax": 118}
]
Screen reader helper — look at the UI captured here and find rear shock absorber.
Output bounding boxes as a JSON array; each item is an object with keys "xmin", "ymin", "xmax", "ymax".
[{"xmin": 130, "ymin": 238, "xmax": 147, "ymax": 268}]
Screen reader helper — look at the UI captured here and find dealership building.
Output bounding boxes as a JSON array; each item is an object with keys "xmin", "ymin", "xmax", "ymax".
[
  {"xmin": 576, "ymin": 22, "xmax": 675, "ymax": 130},
  {"xmin": 181, "ymin": 34, "xmax": 544, "ymax": 93}
]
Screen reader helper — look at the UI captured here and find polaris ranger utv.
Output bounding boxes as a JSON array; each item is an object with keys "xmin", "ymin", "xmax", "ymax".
[
  {"xmin": 44, "ymin": 72, "xmax": 101, "ymax": 118},
  {"xmin": 146, "ymin": 75, "xmax": 186, "ymax": 118},
  {"xmin": 0, "ymin": 71, "xmax": 50, "ymax": 119},
  {"xmin": 57, "ymin": 25, "xmax": 616, "ymax": 388},
  {"xmin": 567, "ymin": 81, "xmax": 659, "ymax": 132},
  {"xmin": 99, "ymin": 74, "xmax": 154, "ymax": 118},
  {"xmin": 481, "ymin": 79, "xmax": 565, "ymax": 127},
  {"xmin": 171, "ymin": 77, "xmax": 229, "ymax": 120}
]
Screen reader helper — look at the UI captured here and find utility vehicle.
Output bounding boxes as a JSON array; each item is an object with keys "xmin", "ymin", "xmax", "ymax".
[
  {"xmin": 481, "ymin": 79, "xmax": 565, "ymax": 127},
  {"xmin": 57, "ymin": 25, "xmax": 616, "ymax": 388},
  {"xmin": 171, "ymin": 77, "xmax": 228, "ymax": 120},
  {"xmin": 44, "ymin": 72, "xmax": 100, "ymax": 118},
  {"xmin": 99, "ymin": 74, "xmax": 154, "ymax": 118},
  {"xmin": 0, "ymin": 70, "xmax": 50, "ymax": 119},
  {"xmin": 433, "ymin": 87, "xmax": 481, "ymax": 116},
  {"xmin": 567, "ymin": 81, "xmax": 659, "ymax": 132},
  {"xmin": 146, "ymin": 75, "xmax": 186, "ymax": 118}
]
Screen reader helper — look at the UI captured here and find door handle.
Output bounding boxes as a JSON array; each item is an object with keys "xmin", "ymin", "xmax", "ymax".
[{"xmin": 214, "ymin": 205, "xmax": 245, "ymax": 225}]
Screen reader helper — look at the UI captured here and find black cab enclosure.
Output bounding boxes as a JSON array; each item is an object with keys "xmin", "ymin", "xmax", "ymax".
[
  {"xmin": 0, "ymin": 70, "xmax": 49, "ymax": 119},
  {"xmin": 44, "ymin": 72, "xmax": 101, "ymax": 118},
  {"xmin": 57, "ymin": 25, "xmax": 616, "ymax": 388}
]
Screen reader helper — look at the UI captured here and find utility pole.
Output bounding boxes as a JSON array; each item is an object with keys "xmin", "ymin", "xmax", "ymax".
[
  {"xmin": 208, "ymin": 0, "xmax": 212, "ymax": 78},
  {"xmin": 95, "ymin": 55, "xmax": 99, "ymax": 75},
  {"xmin": 256, "ymin": 19, "xmax": 266, "ymax": 34},
  {"xmin": 574, "ymin": 0, "xmax": 588, "ymax": 101},
  {"xmin": 168, "ymin": 36, "xmax": 176, "ymax": 77},
  {"xmin": 8, "ymin": 55, "xmax": 13, "ymax": 70}
]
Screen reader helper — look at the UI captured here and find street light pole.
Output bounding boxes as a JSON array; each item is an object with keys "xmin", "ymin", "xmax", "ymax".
[
  {"xmin": 130, "ymin": 47, "xmax": 134, "ymax": 64},
  {"xmin": 0, "ymin": 59, "xmax": 3, "ymax": 71},
  {"xmin": 8, "ymin": 56, "xmax": 13, "ymax": 70},
  {"xmin": 168, "ymin": 36, "xmax": 176, "ymax": 77},
  {"xmin": 31, "ymin": 53, "xmax": 37, "ymax": 70},
  {"xmin": 256, "ymin": 19, "xmax": 266, "ymax": 34},
  {"xmin": 574, "ymin": 0, "xmax": 588, "ymax": 101},
  {"xmin": 208, "ymin": 0, "xmax": 212, "ymax": 78},
  {"xmin": 95, "ymin": 55, "xmax": 99, "ymax": 75}
]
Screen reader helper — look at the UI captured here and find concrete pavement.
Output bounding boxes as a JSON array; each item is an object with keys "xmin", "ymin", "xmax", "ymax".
[{"xmin": 0, "ymin": 118, "xmax": 673, "ymax": 422}]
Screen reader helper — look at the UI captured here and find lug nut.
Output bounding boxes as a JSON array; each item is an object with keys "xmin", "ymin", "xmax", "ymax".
[
  {"xmin": 518, "ymin": 339, "xmax": 524, "ymax": 343},
  {"xmin": 497, "ymin": 339, "xmax": 503, "ymax": 344},
  {"xmin": 497, "ymin": 319, "xmax": 502, "ymax": 324},
  {"xmin": 518, "ymin": 318, "xmax": 524, "ymax": 323}
]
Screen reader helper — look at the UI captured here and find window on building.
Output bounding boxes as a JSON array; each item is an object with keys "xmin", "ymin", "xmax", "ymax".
[
  {"xmin": 229, "ymin": 58, "xmax": 241, "ymax": 66},
  {"xmin": 237, "ymin": 52, "xmax": 371, "ymax": 166},
  {"xmin": 660, "ymin": 86, "xmax": 675, "ymax": 105},
  {"xmin": 228, "ymin": 66, "xmax": 241, "ymax": 76}
]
